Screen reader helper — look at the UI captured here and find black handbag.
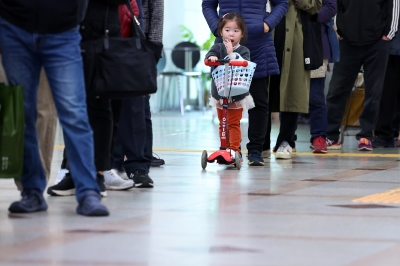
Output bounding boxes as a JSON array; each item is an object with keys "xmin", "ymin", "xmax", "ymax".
[
  {"xmin": 80, "ymin": 1, "xmax": 163, "ymax": 98},
  {"xmin": 301, "ymin": 11, "xmax": 323, "ymax": 71}
]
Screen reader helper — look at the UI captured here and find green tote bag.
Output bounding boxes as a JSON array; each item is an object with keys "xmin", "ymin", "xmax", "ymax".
[{"xmin": 0, "ymin": 83, "xmax": 24, "ymax": 178}]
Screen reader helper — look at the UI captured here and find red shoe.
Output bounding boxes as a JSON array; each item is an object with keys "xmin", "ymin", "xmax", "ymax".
[{"xmin": 312, "ymin": 136, "xmax": 327, "ymax": 153}]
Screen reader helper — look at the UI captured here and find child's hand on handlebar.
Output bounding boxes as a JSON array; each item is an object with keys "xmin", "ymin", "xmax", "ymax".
[{"xmin": 208, "ymin": 56, "xmax": 218, "ymax": 62}]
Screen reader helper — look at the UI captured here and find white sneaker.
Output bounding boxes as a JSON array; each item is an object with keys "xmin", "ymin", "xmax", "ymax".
[
  {"xmin": 115, "ymin": 169, "xmax": 129, "ymax": 180},
  {"xmin": 55, "ymin": 168, "xmax": 69, "ymax": 184},
  {"xmin": 275, "ymin": 141, "xmax": 293, "ymax": 159},
  {"xmin": 261, "ymin": 149, "xmax": 271, "ymax": 158},
  {"xmin": 226, "ymin": 149, "xmax": 235, "ymax": 158},
  {"xmin": 103, "ymin": 169, "xmax": 134, "ymax": 190}
]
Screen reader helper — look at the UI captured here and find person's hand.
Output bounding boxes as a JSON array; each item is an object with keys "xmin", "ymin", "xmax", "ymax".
[
  {"xmin": 208, "ymin": 56, "xmax": 218, "ymax": 62},
  {"xmin": 264, "ymin": 22, "xmax": 270, "ymax": 33},
  {"xmin": 223, "ymin": 39, "xmax": 233, "ymax": 55},
  {"xmin": 382, "ymin": 36, "xmax": 390, "ymax": 41}
]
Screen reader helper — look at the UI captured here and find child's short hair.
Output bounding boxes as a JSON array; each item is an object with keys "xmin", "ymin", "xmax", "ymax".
[{"xmin": 217, "ymin": 12, "xmax": 248, "ymax": 44}]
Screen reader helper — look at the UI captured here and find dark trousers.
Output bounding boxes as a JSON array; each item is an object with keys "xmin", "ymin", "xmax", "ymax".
[
  {"xmin": 309, "ymin": 77, "xmax": 328, "ymax": 141},
  {"xmin": 263, "ymin": 111, "xmax": 272, "ymax": 151},
  {"xmin": 246, "ymin": 77, "xmax": 269, "ymax": 152},
  {"xmin": 276, "ymin": 112, "xmax": 299, "ymax": 149},
  {"xmin": 113, "ymin": 95, "xmax": 152, "ymax": 176},
  {"xmin": 86, "ymin": 97, "xmax": 123, "ymax": 171},
  {"xmin": 326, "ymin": 39, "xmax": 390, "ymax": 141},
  {"xmin": 62, "ymin": 98, "xmax": 123, "ymax": 171},
  {"xmin": 374, "ymin": 54, "xmax": 400, "ymax": 140}
]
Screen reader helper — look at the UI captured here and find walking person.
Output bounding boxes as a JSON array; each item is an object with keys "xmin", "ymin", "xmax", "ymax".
[
  {"xmin": 202, "ymin": 0, "xmax": 288, "ymax": 166},
  {"xmin": 47, "ymin": 0, "xmax": 135, "ymax": 197},
  {"xmin": 325, "ymin": 0, "xmax": 399, "ymax": 151},
  {"xmin": 0, "ymin": 0, "xmax": 109, "ymax": 216}
]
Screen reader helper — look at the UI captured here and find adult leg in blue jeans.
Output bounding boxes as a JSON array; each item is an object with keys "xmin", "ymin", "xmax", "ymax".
[{"xmin": 0, "ymin": 18, "xmax": 108, "ymax": 216}]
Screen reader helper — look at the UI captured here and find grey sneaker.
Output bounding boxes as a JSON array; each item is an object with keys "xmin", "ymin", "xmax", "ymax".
[
  {"xmin": 103, "ymin": 169, "xmax": 134, "ymax": 190},
  {"xmin": 261, "ymin": 149, "xmax": 271, "ymax": 158},
  {"xmin": 116, "ymin": 169, "xmax": 129, "ymax": 180}
]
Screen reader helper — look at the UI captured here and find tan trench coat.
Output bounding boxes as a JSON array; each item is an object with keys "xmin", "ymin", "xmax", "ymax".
[{"xmin": 275, "ymin": 0, "xmax": 321, "ymax": 113}]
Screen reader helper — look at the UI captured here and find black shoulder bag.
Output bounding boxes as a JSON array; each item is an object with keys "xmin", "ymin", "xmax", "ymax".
[{"xmin": 81, "ymin": 0, "xmax": 163, "ymax": 98}]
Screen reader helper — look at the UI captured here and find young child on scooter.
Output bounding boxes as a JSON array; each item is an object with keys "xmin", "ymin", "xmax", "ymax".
[{"xmin": 205, "ymin": 12, "xmax": 255, "ymax": 161}]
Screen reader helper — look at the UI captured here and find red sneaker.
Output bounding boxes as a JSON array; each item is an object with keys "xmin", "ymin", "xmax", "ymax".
[{"xmin": 312, "ymin": 136, "xmax": 327, "ymax": 153}]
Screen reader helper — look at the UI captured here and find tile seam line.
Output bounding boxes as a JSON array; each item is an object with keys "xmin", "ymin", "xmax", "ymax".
[{"xmin": 54, "ymin": 145, "xmax": 400, "ymax": 158}]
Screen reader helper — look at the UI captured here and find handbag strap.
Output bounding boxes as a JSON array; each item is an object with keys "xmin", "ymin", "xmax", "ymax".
[
  {"xmin": 103, "ymin": 6, "xmax": 110, "ymax": 49},
  {"xmin": 102, "ymin": 1, "xmax": 146, "ymax": 50},
  {"xmin": 125, "ymin": 0, "xmax": 146, "ymax": 39}
]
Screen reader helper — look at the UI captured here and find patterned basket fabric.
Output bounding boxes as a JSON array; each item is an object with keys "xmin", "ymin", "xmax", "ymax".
[{"xmin": 211, "ymin": 54, "xmax": 256, "ymax": 97}]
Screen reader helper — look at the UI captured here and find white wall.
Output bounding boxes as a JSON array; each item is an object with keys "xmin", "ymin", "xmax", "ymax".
[
  {"xmin": 163, "ymin": 0, "xmax": 212, "ymax": 70},
  {"xmin": 155, "ymin": 0, "xmax": 215, "ymax": 111}
]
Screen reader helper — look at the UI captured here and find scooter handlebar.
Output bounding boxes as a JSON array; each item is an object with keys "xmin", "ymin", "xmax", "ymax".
[{"xmin": 204, "ymin": 59, "xmax": 248, "ymax": 67}]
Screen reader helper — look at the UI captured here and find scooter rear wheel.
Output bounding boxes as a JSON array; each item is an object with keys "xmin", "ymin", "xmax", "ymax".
[
  {"xmin": 201, "ymin": 150, "xmax": 208, "ymax": 169},
  {"xmin": 235, "ymin": 151, "xmax": 241, "ymax": 170}
]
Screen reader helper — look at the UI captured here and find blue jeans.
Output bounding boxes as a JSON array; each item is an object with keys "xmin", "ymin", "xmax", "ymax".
[
  {"xmin": 309, "ymin": 77, "xmax": 328, "ymax": 142},
  {"xmin": 0, "ymin": 18, "xmax": 99, "ymax": 200}
]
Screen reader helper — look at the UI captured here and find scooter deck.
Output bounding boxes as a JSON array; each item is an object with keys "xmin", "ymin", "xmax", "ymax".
[{"xmin": 207, "ymin": 150, "xmax": 235, "ymax": 165}]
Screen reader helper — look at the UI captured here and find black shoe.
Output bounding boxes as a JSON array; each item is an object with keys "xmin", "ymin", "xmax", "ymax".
[
  {"xmin": 372, "ymin": 138, "xmax": 395, "ymax": 148},
  {"xmin": 130, "ymin": 170, "xmax": 154, "ymax": 188},
  {"xmin": 9, "ymin": 189, "xmax": 48, "ymax": 213},
  {"xmin": 47, "ymin": 173, "xmax": 75, "ymax": 196},
  {"xmin": 151, "ymin": 153, "xmax": 165, "ymax": 167},
  {"xmin": 96, "ymin": 174, "xmax": 107, "ymax": 197}
]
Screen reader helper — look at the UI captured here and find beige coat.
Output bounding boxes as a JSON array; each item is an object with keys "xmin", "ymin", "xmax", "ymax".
[{"xmin": 274, "ymin": 0, "xmax": 321, "ymax": 113}]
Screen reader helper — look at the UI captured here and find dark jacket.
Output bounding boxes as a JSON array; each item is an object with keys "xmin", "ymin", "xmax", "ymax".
[
  {"xmin": 336, "ymin": 0, "xmax": 399, "ymax": 46},
  {"xmin": 80, "ymin": 0, "xmax": 126, "ymax": 42},
  {"xmin": 326, "ymin": 19, "xmax": 340, "ymax": 63},
  {"xmin": 317, "ymin": 0, "xmax": 336, "ymax": 59},
  {"xmin": 0, "ymin": 0, "xmax": 89, "ymax": 33},
  {"xmin": 205, "ymin": 43, "xmax": 250, "ymax": 102},
  {"xmin": 202, "ymin": 0, "xmax": 288, "ymax": 79},
  {"xmin": 390, "ymin": 32, "xmax": 400, "ymax": 56}
]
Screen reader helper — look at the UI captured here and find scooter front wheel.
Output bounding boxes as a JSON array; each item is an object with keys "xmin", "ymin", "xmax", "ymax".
[
  {"xmin": 201, "ymin": 150, "xmax": 208, "ymax": 169},
  {"xmin": 235, "ymin": 151, "xmax": 241, "ymax": 170}
]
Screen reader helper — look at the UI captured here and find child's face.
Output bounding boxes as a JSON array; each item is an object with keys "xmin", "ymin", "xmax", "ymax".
[{"xmin": 221, "ymin": 20, "xmax": 243, "ymax": 47}]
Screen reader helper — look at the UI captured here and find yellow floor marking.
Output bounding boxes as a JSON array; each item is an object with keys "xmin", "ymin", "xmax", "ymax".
[
  {"xmin": 54, "ymin": 145, "xmax": 400, "ymax": 158},
  {"xmin": 354, "ymin": 188, "xmax": 400, "ymax": 204}
]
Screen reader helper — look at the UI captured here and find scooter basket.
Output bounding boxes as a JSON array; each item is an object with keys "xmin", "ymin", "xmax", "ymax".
[{"xmin": 211, "ymin": 59, "xmax": 256, "ymax": 97}]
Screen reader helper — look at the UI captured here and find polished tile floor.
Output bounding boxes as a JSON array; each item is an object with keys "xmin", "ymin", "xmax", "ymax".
[{"xmin": 1, "ymin": 110, "xmax": 400, "ymax": 266}]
